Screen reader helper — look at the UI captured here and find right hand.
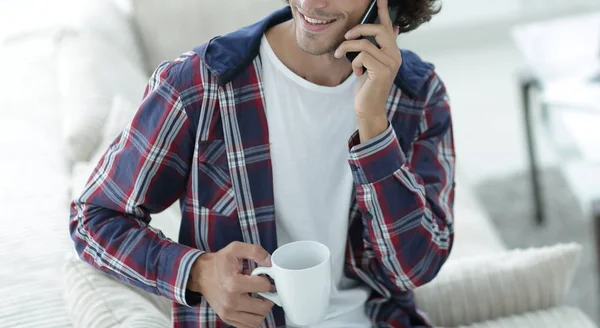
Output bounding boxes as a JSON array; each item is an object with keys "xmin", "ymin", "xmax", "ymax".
[{"xmin": 187, "ymin": 241, "xmax": 275, "ymax": 328}]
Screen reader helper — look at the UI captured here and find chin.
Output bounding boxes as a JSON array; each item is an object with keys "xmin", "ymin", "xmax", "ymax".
[
  {"xmin": 294, "ymin": 26, "xmax": 343, "ymax": 56},
  {"xmin": 296, "ymin": 39, "xmax": 333, "ymax": 56}
]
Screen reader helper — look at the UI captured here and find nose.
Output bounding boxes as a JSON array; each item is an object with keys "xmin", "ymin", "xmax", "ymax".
[{"xmin": 298, "ymin": 0, "xmax": 328, "ymax": 10}]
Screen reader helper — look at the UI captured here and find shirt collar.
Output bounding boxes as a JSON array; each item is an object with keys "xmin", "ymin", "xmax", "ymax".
[{"xmin": 199, "ymin": 6, "xmax": 433, "ymax": 98}]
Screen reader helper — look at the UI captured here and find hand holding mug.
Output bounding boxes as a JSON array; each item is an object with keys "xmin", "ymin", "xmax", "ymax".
[
  {"xmin": 251, "ymin": 241, "xmax": 332, "ymax": 326},
  {"xmin": 187, "ymin": 241, "xmax": 275, "ymax": 328}
]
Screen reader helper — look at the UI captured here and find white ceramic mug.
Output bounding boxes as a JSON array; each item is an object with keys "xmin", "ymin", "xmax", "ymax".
[{"xmin": 251, "ymin": 240, "xmax": 331, "ymax": 326}]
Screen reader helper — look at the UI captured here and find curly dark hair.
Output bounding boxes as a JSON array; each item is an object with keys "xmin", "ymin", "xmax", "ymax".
[{"xmin": 389, "ymin": 0, "xmax": 441, "ymax": 33}]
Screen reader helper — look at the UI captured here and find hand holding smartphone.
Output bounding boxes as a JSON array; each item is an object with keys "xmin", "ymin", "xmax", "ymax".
[
  {"xmin": 344, "ymin": 0, "xmax": 400, "ymax": 63},
  {"xmin": 333, "ymin": 0, "xmax": 404, "ymax": 142}
]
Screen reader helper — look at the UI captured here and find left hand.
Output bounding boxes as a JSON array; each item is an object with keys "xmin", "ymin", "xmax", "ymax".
[{"xmin": 334, "ymin": 0, "xmax": 402, "ymax": 123}]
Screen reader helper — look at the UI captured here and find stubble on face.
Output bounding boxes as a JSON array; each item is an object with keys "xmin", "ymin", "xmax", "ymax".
[{"xmin": 288, "ymin": 1, "xmax": 356, "ymax": 56}]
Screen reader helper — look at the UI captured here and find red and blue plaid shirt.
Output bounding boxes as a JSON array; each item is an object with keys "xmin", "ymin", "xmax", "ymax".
[{"xmin": 70, "ymin": 7, "xmax": 455, "ymax": 328}]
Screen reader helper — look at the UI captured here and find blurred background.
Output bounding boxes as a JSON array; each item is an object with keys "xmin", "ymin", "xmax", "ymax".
[
  {"xmin": 0, "ymin": 0, "xmax": 599, "ymax": 327},
  {"xmin": 401, "ymin": 0, "xmax": 600, "ymax": 323}
]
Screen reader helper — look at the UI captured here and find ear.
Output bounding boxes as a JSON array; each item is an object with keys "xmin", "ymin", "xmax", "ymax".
[{"xmin": 394, "ymin": 25, "xmax": 400, "ymax": 35}]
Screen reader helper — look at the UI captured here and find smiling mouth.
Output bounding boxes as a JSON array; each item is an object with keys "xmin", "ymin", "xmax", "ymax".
[
  {"xmin": 300, "ymin": 13, "xmax": 335, "ymax": 25},
  {"xmin": 296, "ymin": 7, "xmax": 337, "ymax": 26}
]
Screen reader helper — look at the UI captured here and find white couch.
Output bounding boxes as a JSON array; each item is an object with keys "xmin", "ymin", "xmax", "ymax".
[{"xmin": 0, "ymin": 0, "xmax": 596, "ymax": 327}]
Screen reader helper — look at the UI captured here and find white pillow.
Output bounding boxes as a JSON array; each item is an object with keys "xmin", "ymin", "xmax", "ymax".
[
  {"xmin": 67, "ymin": 0, "xmax": 143, "ymax": 65},
  {"xmin": 63, "ymin": 252, "xmax": 171, "ymax": 328},
  {"xmin": 151, "ymin": 203, "xmax": 182, "ymax": 243},
  {"xmin": 74, "ymin": 94, "xmax": 139, "ymax": 166},
  {"xmin": 91, "ymin": 95, "xmax": 140, "ymax": 162},
  {"xmin": 449, "ymin": 176, "xmax": 506, "ymax": 260},
  {"xmin": 58, "ymin": 34, "xmax": 148, "ymax": 163},
  {"xmin": 0, "ymin": 0, "xmax": 140, "ymax": 55},
  {"xmin": 414, "ymin": 243, "xmax": 583, "ymax": 327},
  {"xmin": 71, "ymin": 161, "xmax": 97, "ymax": 201},
  {"xmin": 458, "ymin": 306, "xmax": 596, "ymax": 328},
  {"xmin": 130, "ymin": 0, "xmax": 284, "ymax": 72}
]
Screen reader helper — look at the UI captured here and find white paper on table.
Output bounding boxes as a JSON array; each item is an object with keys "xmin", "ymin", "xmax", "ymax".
[
  {"xmin": 511, "ymin": 12, "xmax": 600, "ymax": 80},
  {"xmin": 543, "ymin": 78, "xmax": 600, "ymax": 111},
  {"xmin": 557, "ymin": 109, "xmax": 600, "ymax": 162}
]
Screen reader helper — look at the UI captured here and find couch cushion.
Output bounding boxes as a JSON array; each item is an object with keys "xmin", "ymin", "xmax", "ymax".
[
  {"xmin": 1, "ymin": 0, "xmax": 140, "ymax": 55},
  {"xmin": 449, "ymin": 176, "xmax": 506, "ymax": 260},
  {"xmin": 130, "ymin": 0, "xmax": 285, "ymax": 72},
  {"xmin": 0, "ymin": 31, "xmax": 73, "ymax": 328},
  {"xmin": 414, "ymin": 243, "xmax": 583, "ymax": 327},
  {"xmin": 58, "ymin": 34, "xmax": 148, "ymax": 163},
  {"xmin": 67, "ymin": 0, "xmax": 143, "ymax": 64},
  {"xmin": 63, "ymin": 252, "xmax": 171, "ymax": 328},
  {"xmin": 63, "ymin": 244, "xmax": 588, "ymax": 328},
  {"xmin": 459, "ymin": 306, "xmax": 597, "ymax": 328},
  {"xmin": 84, "ymin": 94, "xmax": 140, "ymax": 165},
  {"xmin": 55, "ymin": 0, "xmax": 146, "ymax": 164},
  {"xmin": 101, "ymin": 95, "xmax": 138, "ymax": 153}
]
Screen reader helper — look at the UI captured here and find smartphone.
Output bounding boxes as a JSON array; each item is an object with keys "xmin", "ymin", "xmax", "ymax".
[{"xmin": 345, "ymin": 0, "xmax": 400, "ymax": 63}]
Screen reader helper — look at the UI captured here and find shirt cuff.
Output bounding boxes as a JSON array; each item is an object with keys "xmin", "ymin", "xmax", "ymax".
[
  {"xmin": 347, "ymin": 122, "xmax": 406, "ymax": 185},
  {"xmin": 157, "ymin": 243, "xmax": 205, "ymax": 307}
]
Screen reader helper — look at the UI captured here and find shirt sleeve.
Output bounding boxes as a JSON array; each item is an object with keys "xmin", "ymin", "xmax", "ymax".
[
  {"xmin": 69, "ymin": 59, "xmax": 204, "ymax": 306},
  {"xmin": 347, "ymin": 71, "xmax": 455, "ymax": 292}
]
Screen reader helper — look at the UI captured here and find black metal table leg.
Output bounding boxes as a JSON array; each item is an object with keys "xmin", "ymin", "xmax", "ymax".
[
  {"xmin": 593, "ymin": 200, "xmax": 600, "ymax": 297},
  {"xmin": 520, "ymin": 74, "xmax": 545, "ymax": 225}
]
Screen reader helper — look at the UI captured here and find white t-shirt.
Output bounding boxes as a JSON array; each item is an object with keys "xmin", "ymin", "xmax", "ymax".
[{"xmin": 259, "ymin": 35, "xmax": 372, "ymax": 328}]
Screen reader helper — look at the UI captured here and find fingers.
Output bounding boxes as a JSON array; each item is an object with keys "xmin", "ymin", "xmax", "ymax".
[
  {"xmin": 210, "ymin": 243, "xmax": 275, "ymax": 328},
  {"xmin": 238, "ymin": 295, "xmax": 275, "ymax": 317},
  {"xmin": 228, "ymin": 241, "xmax": 272, "ymax": 267},
  {"xmin": 352, "ymin": 52, "xmax": 387, "ymax": 77},
  {"xmin": 223, "ymin": 273, "xmax": 274, "ymax": 294},
  {"xmin": 335, "ymin": 39, "xmax": 396, "ymax": 69},
  {"xmin": 230, "ymin": 312, "xmax": 263, "ymax": 328},
  {"xmin": 345, "ymin": 24, "xmax": 397, "ymax": 52},
  {"xmin": 223, "ymin": 296, "xmax": 274, "ymax": 328},
  {"xmin": 227, "ymin": 312, "xmax": 263, "ymax": 328},
  {"xmin": 377, "ymin": 0, "xmax": 393, "ymax": 30}
]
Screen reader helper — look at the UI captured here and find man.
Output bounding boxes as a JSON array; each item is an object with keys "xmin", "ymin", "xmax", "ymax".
[{"xmin": 69, "ymin": 0, "xmax": 455, "ymax": 327}]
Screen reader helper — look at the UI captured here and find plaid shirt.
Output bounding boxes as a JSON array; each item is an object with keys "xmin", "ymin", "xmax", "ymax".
[{"xmin": 70, "ymin": 7, "xmax": 455, "ymax": 328}]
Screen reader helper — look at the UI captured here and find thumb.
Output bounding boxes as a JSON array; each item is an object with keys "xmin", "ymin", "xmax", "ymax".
[
  {"xmin": 232, "ymin": 242, "xmax": 272, "ymax": 267},
  {"xmin": 261, "ymin": 254, "xmax": 272, "ymax": 267}
]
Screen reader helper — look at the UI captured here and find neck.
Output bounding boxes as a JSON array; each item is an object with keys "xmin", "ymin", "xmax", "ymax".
[{"xmin": 265, "ymin": 21, "xmax": 353, "ymax": 87}]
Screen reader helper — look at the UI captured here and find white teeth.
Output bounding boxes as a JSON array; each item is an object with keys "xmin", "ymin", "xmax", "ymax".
[{"xmin": 302, "ymin": 14, "xmax": 333, "ymax": 24}]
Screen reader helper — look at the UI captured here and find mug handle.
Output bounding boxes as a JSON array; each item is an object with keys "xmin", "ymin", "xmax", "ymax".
[{"xmin": 250, "ymin": 267, "xmax": 282, "ymax": 307}]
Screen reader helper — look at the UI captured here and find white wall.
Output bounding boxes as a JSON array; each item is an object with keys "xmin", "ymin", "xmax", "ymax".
[
  {"xmin": 400, "ymin": 0, "xmax": 600, "ymax": 52},
  {"xmin": 396, "ymin": 1, "xmax": 600, "ymax": 181},
  {"xmin": 425, "ymin": 0, "xmax": 600, "ymax": 30},
  {"xmin": 432, "ymin": 0, "xmax": 522, "ymax": 28}
]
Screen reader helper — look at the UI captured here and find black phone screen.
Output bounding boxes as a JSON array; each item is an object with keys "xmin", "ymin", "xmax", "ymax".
[{"xmin": 345, "ymin": 0, "xmax": 400, "ymax": 63}]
